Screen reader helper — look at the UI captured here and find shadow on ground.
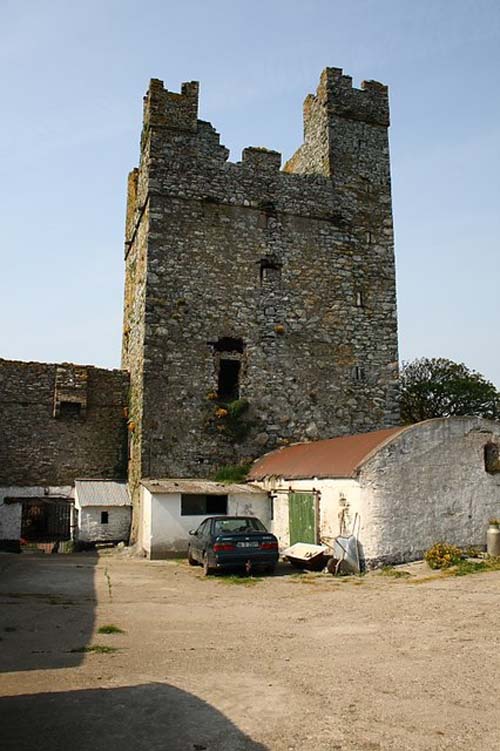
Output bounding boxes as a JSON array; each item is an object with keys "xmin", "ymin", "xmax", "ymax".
[
  {"xmin": 1, "ymin": 682, "xmax": 269, "ymax": 751},
  {"xmin": 0, "ymin": 552, "xmax": 98, "ymax": 672}
]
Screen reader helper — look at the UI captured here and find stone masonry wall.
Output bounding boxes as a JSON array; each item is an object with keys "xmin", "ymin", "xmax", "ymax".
[
  {"xmin": 122, "ymin": 68, "xmax": 400, "ymax": 527},
  {"xmin": 0, "ymin": 359, "xmax": 129, "ymax": 486}
]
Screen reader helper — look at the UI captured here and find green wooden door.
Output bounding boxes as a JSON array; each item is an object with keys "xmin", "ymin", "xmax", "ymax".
[{"xmin": 288, "ymin": 492, "xmax": 316, "ymax": 545}]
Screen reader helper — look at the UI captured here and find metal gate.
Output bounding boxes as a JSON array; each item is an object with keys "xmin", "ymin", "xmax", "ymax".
[
  {"xmin": 21, "ymin": 499, "xmax": 71, "ymax": 542},
  {"xmin": 288, "ymin": 492, "xmax": 316, "ymax": 545}
]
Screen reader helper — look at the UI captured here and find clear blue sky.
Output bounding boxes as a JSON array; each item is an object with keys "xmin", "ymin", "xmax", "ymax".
[{"xmin": 1, "ymin": 0, "xmax": 499, "ymax": 386}]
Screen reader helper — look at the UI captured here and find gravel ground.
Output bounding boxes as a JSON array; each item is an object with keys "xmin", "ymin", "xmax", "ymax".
[{"xmin": 1, "ymin": 551, "xmax": 500, "ymax": 751}]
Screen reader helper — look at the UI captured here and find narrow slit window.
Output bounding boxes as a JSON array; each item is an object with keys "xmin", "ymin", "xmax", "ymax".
[
  {"xmin": 354, "ymin": 366, "xmax": 365, "ymax": 382},
  {"xmin": 218, "ymin": 359, "xmax": 240, "ymax": 401},
  {"xmin": 101, "ymin": 511, "xmax": 109, "ymax": 524},
  {"xmin": 355, "ymin": 290, "xmax": 364, "ymax": 308}
]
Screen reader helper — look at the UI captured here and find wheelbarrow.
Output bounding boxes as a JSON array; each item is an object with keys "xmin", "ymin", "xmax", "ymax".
[{"xmin": 282, "ymin": 542, "xmax": 330, "ymax": 571}]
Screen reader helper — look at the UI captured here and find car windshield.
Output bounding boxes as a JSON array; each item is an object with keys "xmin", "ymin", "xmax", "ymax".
[{"xmin": 213, "ymin": 518, "xmax": 267, "ymax": 535}]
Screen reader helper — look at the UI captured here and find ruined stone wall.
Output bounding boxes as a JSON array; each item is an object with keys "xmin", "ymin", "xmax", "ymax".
[
  {"xmin": 0, "ymin": 359, "xmax": 129, "ymax": 486},
  {"xmin": 122, "ymin": 68, "xmax": 399, "ymax": 503}
]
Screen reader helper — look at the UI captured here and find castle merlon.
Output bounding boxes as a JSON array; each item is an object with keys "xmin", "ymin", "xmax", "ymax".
[
  {"xmin": 241, "ymin": 147, "xmax": 282, "ymax": 173},
  {"xmin": 142, "ymin": 78, "xmax": 200, "ymax": 133}
]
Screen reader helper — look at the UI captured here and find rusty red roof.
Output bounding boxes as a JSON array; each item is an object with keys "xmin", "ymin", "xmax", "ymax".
[{"xmin": 248, "ymin": 426, "xmax": 406, "ymax": 480}]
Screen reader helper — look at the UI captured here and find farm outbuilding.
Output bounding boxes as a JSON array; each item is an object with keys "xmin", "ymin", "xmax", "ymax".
[
  {"xmin": 248, "ymin": 417, "xmax": 500, "ymax": 567},
  {"xmin": 0, "ymin": 485, "xmax": 74, "ymax": 552},
  {"xmin": 140, "ymin": 479, "xmax": 270, "ymax": 559},
  {"xmin": 74, "ymin": 480, "xmax": 131, "ymax": 545}
]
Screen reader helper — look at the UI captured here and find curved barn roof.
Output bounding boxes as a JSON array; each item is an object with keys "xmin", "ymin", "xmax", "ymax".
[{"xmin": 248, "ymin": 426, "xmax": 407, "ymax": 480}]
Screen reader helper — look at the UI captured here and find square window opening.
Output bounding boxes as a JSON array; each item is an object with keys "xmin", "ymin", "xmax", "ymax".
[
  {"xmin": 101, "ymin": 511, "xmax": 109, "ymax": 524},
  {"xmin": 59, "ymin": 401, "xmax": 82, "ymax": 417},
  {"xmin": 259, "ymin": 259, "xmax": 282, "ymax": 286},
  {"xmin": 181, "ymin": 494, "xmax": 228, "ymax": 516}
]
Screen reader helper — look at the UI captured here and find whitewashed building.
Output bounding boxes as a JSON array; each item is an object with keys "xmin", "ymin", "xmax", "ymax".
[
  {"xmin": 140, "ymin": 479, "xmax": 270, "ymax": 559},
  {"xmin": 74, "ymin": 480, "xmax": 131, "ymax": 545},
  {"xmin": 248, "ymin": 417, "xmax": 500, "ymax": 567}
]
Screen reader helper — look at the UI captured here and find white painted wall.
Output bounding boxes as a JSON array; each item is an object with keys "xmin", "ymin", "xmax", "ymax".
[
  {"xmin": 140, "ymin": 487, "xmax": 152, "ymax": 556},
  {"xmin": 358, "ymin": 417, "xmax": 500, "ymax": 564},
  {"xmin": 76, "ymin": 505, "xmax": 131, "ymax": 543},
  {"xmin": 141, "ymin": 488, "xmax": 270, "ymax": 558},
  {"xmin": 0, "ymin": 486, "xmax": 73, "ymax": 541}
]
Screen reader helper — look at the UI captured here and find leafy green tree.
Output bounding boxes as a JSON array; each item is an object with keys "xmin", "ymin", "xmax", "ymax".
[{"xmin": 400, "ymin": 357, "xmax": 499, "ymax": 424}]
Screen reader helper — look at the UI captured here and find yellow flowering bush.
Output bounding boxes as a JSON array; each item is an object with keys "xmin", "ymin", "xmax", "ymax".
[
  {"xmin": 214, "ymin": 407, "xmax": 229, "ymax": 419},
  {"xmin": 424, "ymin": 542, "xmax": 463, "ymax": 570}
]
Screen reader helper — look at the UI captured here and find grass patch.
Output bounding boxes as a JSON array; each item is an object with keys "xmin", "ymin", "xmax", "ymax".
[
  {"xmin": 407, "ymin": 556, "xmax": 500, "ymax": 582},
  {"xmin": 451, "ymin": 557, "xmax": 500, "ymax": 577},
  {"xmin": 97, "ymin": 624, "xmax": 125, "ymax": 634},
  {"xmin": 452, "ymin": 561, "xmax": 488, "ymax": 576},
  {"xmin": 219, "ymin": 575, "xmax": 263, "ymax": 586},
  {"xmin": 379, "ymin": 566, "xmax": 412, "ymax": 579},
  {"xmin": 69, "ymin": 645, "xmax": 119, "ymax": 654},
  {"xmin": 104, "ymin": 568, "xmax": 112, "ymax": 601}
]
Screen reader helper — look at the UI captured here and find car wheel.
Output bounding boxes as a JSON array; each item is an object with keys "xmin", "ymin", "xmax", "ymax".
[
  {"xmin": 202, "ymin": 552, "xmax": 215, "ymax": 577},
  {"xmin": 265, "ymin": 564, "xmax": 276, "ymax": 575},
  {"xmin": 187, "ymin": 547, "xmax": 197, "ymax": 566}
]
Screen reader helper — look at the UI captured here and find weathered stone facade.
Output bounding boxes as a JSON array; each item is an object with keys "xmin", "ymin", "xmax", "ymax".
[
  {"xmin": 0, "ymin": 359, "xmax": 129, "ymax": 486},
  {"xmin": 122, "ymin": 68, "xmax": 400, "ymax": 522}
]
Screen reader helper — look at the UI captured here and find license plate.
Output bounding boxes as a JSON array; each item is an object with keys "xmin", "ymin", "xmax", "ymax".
[{"xmin": 237, "ymin": 541, "xmax": 259, "ymax": 548}]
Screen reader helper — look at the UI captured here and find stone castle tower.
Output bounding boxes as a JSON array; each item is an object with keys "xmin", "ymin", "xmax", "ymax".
[{"xmin": 122, "ymin": 67, "xmax": 399, "ymax": 505}]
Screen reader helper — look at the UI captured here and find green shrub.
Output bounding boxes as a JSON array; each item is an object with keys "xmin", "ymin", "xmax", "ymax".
[
  {"xmin": 214, "ymin": 464, "xmax": 251, "ymax": 484},
  {"xmin": 424, "ymin": 542, "xmax": 463, "ymax": 570}
]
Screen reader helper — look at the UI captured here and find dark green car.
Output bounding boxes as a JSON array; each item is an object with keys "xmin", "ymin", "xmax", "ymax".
[{"xmin": 187, "ymin": 516, "xmax": 279, "ymax": 576}]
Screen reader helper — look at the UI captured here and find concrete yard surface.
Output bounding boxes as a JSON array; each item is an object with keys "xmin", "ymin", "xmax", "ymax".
[{"xmin": 1, "ymin": 552, "xmax": 500, "ymax": 751}]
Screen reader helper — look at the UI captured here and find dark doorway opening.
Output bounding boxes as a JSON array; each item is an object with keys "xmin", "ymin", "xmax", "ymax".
[
  {"xmin": 218, "ymin": 360, "xmax": 240, "ymax": 401},
  {"xmin": 20, "ymin": 499, "xmax": 71, "ymax": 542}
]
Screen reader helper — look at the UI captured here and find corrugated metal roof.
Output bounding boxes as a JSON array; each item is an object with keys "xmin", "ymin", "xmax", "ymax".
[
  {"xmin": 141, "ymin": 479, "xmax": 266, "ymax": 495},
  {"xmin": 75, "ymin": 480, "xmax": 130, "ymax": 507},
  {"xmin": 248, "ymin": 427, "xmax": 407, "ymax": 480}
]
